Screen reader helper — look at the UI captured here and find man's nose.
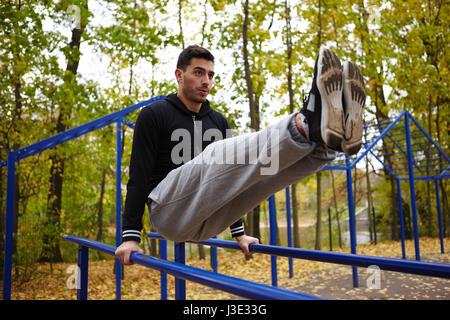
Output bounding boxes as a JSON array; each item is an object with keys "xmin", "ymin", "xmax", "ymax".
[{"xmin": 201, "ymin": 75, "xmax": 212, "ymax": 87}]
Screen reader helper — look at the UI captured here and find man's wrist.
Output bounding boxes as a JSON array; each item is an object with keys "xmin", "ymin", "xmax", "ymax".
[
  {"xmin": 122, "ymin": 229, "xmax": 142, "ymax": 243},
  {"xmin": 230, "ymin": 225, "xmax": 245, "ymax": 238}
]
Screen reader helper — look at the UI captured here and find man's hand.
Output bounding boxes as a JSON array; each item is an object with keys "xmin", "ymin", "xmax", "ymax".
[
  {"xmin": 235, "ymin": 235, "xmax": 259, "ymax": 255},
  {"xmin": 115, "ymin": 240, "xmax": 144, "ymax": 265}
]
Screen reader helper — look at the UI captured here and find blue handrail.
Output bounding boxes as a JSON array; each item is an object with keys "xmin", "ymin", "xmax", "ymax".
[
  {"xmin": 62, "ymin": 235, "xmax": 320, "ymax": 300},
  {"xmin": 147, "ymin": 233, "xmax": 450, "ymax": 279}
]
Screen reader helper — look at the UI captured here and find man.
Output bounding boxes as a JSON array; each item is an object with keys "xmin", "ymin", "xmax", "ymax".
[{"xmin": 115, "ymin": 45, "xmax": 365, "ymax": 266}]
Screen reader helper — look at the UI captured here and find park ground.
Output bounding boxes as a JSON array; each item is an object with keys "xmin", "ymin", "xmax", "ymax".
[{"xmin": 3, "ymin": 237, "xmax": 450, "ymax": 300}]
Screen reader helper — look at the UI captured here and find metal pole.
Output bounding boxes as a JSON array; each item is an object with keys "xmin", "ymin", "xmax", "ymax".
[
  {"xmin": 115, "ymin": 119, "xmax": 122, "ymax": 299},
  {"xmin": 268, "ymin": 194, "xmax": 278, "ymax": 287},
  {"xmin": 174, "ymin": 242, "xmax": 186, "ymax": 299},
  {"xmin": 3, "ymin": 151, "xmax": 16, "ymax": 300},
  {"xmin": 397, "ymin": 179, "xmax": 406, "ymax": 259},
  {"xmin": 405, "ymin": 112, "xmax": 421, "ymax": 260},
  {"xmin": 77, "ymin": 245, "xmax": 89, "ymax": 300},
  {"xmin": 435, "ymin": 179, "xmax": 444, "ymax": 254},
  {"xmin": 211, "ymin": 236, "xmax": 218, "ymax": 273},
  {"xmin": 159, "ymin": 239, "xmax": 167, "ymax": 300},
  {"xmin": 345, "ymin": 155, "xmax": 358, "ymax": 288},
  {"xmin": 328, "ymin": 208, "xmax": 333, "ymax": 251},
  {"xmin": 285, "ymin": 187, "xmax": 294, "ymax": 278}
]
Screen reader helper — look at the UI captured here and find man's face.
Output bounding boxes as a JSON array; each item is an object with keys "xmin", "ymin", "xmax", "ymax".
[{"xmin": 176, "ymin": 57, "xmax": 215, "ymax": 104}]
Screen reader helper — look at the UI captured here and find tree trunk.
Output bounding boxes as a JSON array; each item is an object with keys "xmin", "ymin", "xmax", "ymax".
[
  {"xmin": 435, "ymin": 100, "xmax": 449, "ymax": 237},
  {"xmin": 0, "ymin": 167, "xmax": 4, "ymax": 278},
  {"xmin": 242, "ymin": 0, "xmax": 261, "ymax": 240},
  {"xmin": 178, "ymin": 0, "xmax": 185, "ymax": 49},
  {"xmin": 198, "ymin": 244, "xmax": 205, "ymax": 260},
  {"xmin": 365, "ymin": 154, "xmax": 374, "ymax": 242},
  {"xmin": 40, "ymin": 2, "xmax": 87, "ymax": 262},
  {"xmin": 284, "ymin": 0, "xmax": 300, "ymax": 248}
]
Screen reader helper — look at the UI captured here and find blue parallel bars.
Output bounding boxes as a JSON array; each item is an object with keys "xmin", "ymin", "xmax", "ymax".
[
  {"xmin": 3, "ymin": 103, "xmax": 450, "ymax": 299},
  {"xmin": 285, "ymin": 187, "xmax": 294, "ymax": 278},
  {"xmin": 175, "ymin": 242, "xmax": 186, "ymax": 300},
  {"xmin": 211, "ymin": 236, "xmax": 218, "ymax": 273},
  {"xmin": 345, "ymin": 155, "xmax": 358, "ymax": 287},
  {"xmin": 1, "ymin": 95, "xmax": 166, "ymax": 300},
  {"xmin": 147, "ymin": 233, "xmax": 450, "ymax": 279},
  {"xmin": 405, "ymin": 113, "xmax": 421, "ymax": 261},
  {"xmin": 159, "ymin": 239, "xmax": 168, "ymax": 300},
  {"xmin": 268, "ymin": 195, "xmax": 277, "ymax": 287},
  {"xmin": 63, "ymin": 235, "xmax": 319, "ymax": 300},
  {"xmin": 77, "ymin": 245, "xmax": 89, "ymax": 300}
]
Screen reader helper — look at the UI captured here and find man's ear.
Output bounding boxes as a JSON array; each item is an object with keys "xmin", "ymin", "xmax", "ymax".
[{"xmin": 175, "ymin": 68, "xmax": 183, "ymax": 85}]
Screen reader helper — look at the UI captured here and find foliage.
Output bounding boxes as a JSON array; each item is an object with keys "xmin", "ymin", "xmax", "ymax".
[{"xmin": 0, "ymin": 0, "xmax": 448, "ymax": 284}]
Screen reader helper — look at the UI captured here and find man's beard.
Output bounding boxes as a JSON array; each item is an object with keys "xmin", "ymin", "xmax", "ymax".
[{"xmin": 183, "ymin": 86, "xmax": 208, "ymax": 103}]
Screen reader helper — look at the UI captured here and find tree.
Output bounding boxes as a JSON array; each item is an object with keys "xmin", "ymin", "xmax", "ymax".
[{"xmin": 40, "ymin": 0, "xmax": 89, "ymax": 262}]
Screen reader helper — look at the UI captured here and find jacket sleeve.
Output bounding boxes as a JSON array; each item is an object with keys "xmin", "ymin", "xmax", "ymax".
[{"xmin": 122, "ymin": 106, "xmax": 160, "ymax": 243}]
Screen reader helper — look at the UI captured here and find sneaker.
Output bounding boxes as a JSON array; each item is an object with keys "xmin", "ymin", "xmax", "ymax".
[
  {"xmin": 300, "ymin": 46, "xmax": 344, "ymax": 149},
  {"xmin": 341, "ymin": 61, "xmax": 366, "ymax": 155}
]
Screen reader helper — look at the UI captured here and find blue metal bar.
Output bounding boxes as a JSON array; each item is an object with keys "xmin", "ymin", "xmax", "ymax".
[
  {"xmin": 345, "ymin": 155, "xmax": 358, "ymax": 287},
  {"xmin": 174, "ymin": 242, "xmax": 186, "ymax": 300},
  {"xmin": 405, "ymin": 113, "xmax": 421, "ymax": 261},
  {"xmin": 399, "ymin": 175, "xmax": 449, "ymax": 182},
  {"xmin": 122, "ymin": 119, "xmax": 135, "ymax": 129},
  {"xmin": 268, "ymin": 195, "xmax": 278, "ymax": 287},
  {"xmin": 393, "ymin": 167, "xmax": 442, "ymax": 175},
  {"xmin": 77, "ymin": 245, "xmax": 89, "ymax": 300},
  {"xmin": 115, "ymin": 119, "xmax": 122, "ymax": 300},
  {"xmin": 5, "ymin": 96, "xmax": 165, "ymax": 163},
  {"xmin": 63, "ymin": 236, "xmax": 318, "ymax": 300},
  {"xmin": 397, "ymin": 180, "xmax": 406, "ymax": 259},
  {"xmin": 211, "ymin": 236, "xmax": 218, "ymax": 273},
  {"xmin": 434, "ymin": 179, "xmax": 445, "ymax": 254},
  {"xmin": 285, "ymin": 187, "xmax": 294, "ymax": 278},
  {"xmin": 439, "ymin": 166, "xmax": 450, "ymax": 178},
  {"xmin": 389, "ymin": 157, "xmax": 445, "ymax": 164},
  {"xmin": 388, "ymin": 153, "xmax": 441, "ymax": 162},
  {"xmin": 146, "ymin": 233, "xmax": 450, "ymax": 279},
  {"xmin": 364, "ymin": 145, "xmax": 399, "ymax": 179},
  {"xmin": 321, "ymin": 165, "xmax": 347, "ymax": 171},
  {"xmin": 349, "ymin": 111, "xmax": 406, "ymax": 170},
  {"xmin": 392, "ymin": 162, "xmax": 448, "ymax": 170},
  {"xmin": 3, "ymin": 151, "xmax": 16, "ymax": 300},
  {"xmin": 407, "ymin": 111, "xmax": 450, "ymax": 164},
  {"xmin": 159, "ymin": 239, "xmax": 167, "ymax": 300}
]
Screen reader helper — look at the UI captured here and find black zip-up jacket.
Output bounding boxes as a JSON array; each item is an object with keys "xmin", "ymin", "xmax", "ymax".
[{"xmin": 122, "ymin": 93, "xmax": 244, "ymax": 242}]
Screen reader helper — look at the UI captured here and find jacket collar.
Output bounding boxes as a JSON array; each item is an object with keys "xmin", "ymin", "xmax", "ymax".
[{"xmin": 165, "ymin": 93, "xmax": 213, "ymax": 117}]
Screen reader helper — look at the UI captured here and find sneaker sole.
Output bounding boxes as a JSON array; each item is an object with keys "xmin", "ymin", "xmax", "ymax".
[
  {"xmin": 315, "ymin": 46, "xmax": 344, "ymax": 149},
  {"xmin": 341, "ymin": 61, "xmax": 366, "ymax": 155}
]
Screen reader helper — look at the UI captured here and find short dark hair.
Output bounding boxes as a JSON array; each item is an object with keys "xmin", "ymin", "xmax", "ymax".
[{"xmin": 176, "ymin": 45, "xmax": 215, "ymax": 71}]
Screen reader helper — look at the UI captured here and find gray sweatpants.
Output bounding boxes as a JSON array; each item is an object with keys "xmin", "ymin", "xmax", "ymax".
[{"xmin": 148, "ymin": 113, "xmax": 336, "ymax": 242}]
